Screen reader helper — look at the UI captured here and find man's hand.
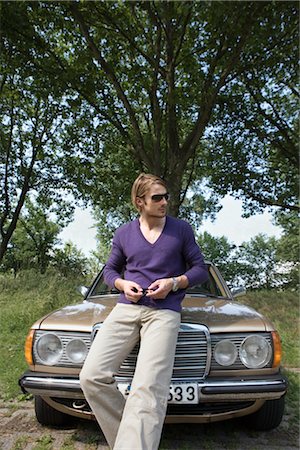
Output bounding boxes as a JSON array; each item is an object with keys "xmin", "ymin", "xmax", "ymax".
[
  {"xmin": 146, "ymin": 278, "xmax": 173, "ymax": 299},
  {"xmin": 114, "ymin": 278, "xmax": 143, "ymax": 303}
]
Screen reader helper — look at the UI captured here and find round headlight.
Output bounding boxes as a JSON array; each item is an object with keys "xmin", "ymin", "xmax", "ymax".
[
  {"xmin": 239, "ymin": 335, "xmax": 272, "ymax": 368},
  {"xmin": 66, "ymin": 339, "xmax": 88, "ymax": 363},
  {"xmin": 214, "ymin": 339, "xmax": 238, "ymax": 366},
  {"xmin": 35, "ymin": 333, "xmax": 63, "ymax": 365}
]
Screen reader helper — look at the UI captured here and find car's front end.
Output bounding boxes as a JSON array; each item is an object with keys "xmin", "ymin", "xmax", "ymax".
[{"xmin": 19, "ymin": 264, "xmax": 287, "ymax": 430}]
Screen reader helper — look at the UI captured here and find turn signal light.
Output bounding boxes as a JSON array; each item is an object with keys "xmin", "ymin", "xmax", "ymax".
[
  {"xmin": 272, "ymin": 331, "xmax": 282, "ymax": 368},
  {"xmin": 25, "ymin": 329, "xmax": 35, "ymax": 366}
]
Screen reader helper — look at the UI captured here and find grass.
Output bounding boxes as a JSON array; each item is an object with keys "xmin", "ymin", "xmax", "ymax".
[
  {"xmin": 0, "ymin": 269, "xmax": 87, "ymax": 399},
  {"xmin": 11, "ymin": 436, "xmax": 30, "ymax": 450},
  {"xmin": 237, "ymin": 290, "xmax": 299, "ymax": 368},
  {"xmin": 32, "ymin": 434, "xmax": 54, "ymax": 450}
]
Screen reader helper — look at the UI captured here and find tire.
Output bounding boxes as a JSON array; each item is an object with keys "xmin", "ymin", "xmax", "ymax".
[
  {"xmin": 246, "ymin": 396, "xmax": 285, "ymax": 431},
  {"xmin": 34, "ymin": 396, "xmax": 72, "ymax": 427}
]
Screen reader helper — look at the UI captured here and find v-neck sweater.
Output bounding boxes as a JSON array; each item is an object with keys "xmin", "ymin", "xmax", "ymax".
[{"xmin": 103, "ymin": 216, "xmax": 208, "ymax": 312}]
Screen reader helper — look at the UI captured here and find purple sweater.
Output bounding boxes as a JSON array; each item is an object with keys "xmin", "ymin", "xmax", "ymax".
[{"xmin": 103, "ymin": 216, "xmax": 208, "ymax": 312}]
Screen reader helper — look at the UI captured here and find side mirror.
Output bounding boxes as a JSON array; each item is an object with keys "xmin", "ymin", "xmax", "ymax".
[
  {"xmin": 231, "ymin": 286, "xmax": 246, "ymax": 298},
  {"xmin": 77, "ymin": 286, "xmax": 89, "ymax": 297}
]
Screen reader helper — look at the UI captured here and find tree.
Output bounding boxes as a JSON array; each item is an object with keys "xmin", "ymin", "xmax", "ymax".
[
  {"xmin": 274, "ymin": 211, "xmax": 299, "ymax": 289},
  {"xmin": 205, "ymin": 64, "xmax": 299, "ymax": 215},
  {"xmin": 196, "ymin": 231, "xmax": 239, "ymax": 286},
  {"xmin": 0, "ymin": 13, "xmax": 79, "ymax": 263},
  {"xmin": 236, "ymin": 234, "xmax": 282, "ymax": 290},
  {"xmin": 1, "ymin": 224, "xmax": 35, "ymax": 276},
  {"xmin": 196, "ymin": 230, "xmax": 298, "ymax": 290},
  {"xmin": 2, "ymin": 0, "xmax": 298, "ymax": 229},
  {"xmin": 53, "ymin": 242, "xmax": 88, "ymax": 277},
  {"xmin": 0, "ymin": 200, "xmax": 63, "ymax": 274}
]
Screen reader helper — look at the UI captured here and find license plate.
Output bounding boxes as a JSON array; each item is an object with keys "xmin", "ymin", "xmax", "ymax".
[
  {"xmin": 117, "ymin": 382, "xmax": 199, "ymax": 404},
  {"xmin": 168, "ymin": 383, "xmax": 199, "ymax": 404}
]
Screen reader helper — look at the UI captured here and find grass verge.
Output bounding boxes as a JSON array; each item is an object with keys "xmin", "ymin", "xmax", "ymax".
[{"xmin": 0, "ymin": 269, "xmax": 86, "ymax": 399}]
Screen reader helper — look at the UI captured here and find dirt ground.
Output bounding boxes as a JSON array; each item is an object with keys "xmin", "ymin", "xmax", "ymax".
[{"xmin": 0, "ymin": 398, "xmax": 299, "ymax": 450}]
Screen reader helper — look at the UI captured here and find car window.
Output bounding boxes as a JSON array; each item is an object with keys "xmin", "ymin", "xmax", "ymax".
[
  {"xmin": 186, "ymin": 271, "xmax": 224, "ymax": 297},
  {"xmin": 89, "ymin": 266, "xmax": 224, "ymax": 298},
  {"xmin": 90, "ymin": 279, "xmax": 119, "ymax": 297}
]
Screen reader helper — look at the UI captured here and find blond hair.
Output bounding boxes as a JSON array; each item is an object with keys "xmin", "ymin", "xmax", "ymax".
[{"xmin": 131, "ymin": 173, "xmax": 168, "ymax": 211}]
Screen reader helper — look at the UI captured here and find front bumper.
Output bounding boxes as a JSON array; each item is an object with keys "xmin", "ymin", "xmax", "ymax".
[{"xmin": 19, "ymin": 370, "xmax": 287, "ymax": 402}]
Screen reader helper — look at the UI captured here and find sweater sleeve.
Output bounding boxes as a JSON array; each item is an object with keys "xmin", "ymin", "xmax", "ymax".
[
  {"xmin": 181, "ymin": 222, "xmax": 208, "ymax": 287},
  {"xmin": 103, "ymin": 230, "xmax": 126, "ymax": 288}
]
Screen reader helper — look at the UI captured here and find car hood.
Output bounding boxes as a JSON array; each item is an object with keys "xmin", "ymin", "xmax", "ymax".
[{"xmin": 33, "ymin": 294, "xmax": 274, "ymax": 333}]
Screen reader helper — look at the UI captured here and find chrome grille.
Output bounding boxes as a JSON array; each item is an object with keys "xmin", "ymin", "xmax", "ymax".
[
  {"xmin": 116, "ymin": 324, "xmax": 210, "ymax": 381},
  {"xmin": 210, "ymin": 332, "xmax": 273, "ymax": 370}
]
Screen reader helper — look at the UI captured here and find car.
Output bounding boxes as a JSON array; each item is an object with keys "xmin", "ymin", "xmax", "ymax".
[{"xmin": 19, "ymin": 262, "xmax": 287, "ymax": 431}]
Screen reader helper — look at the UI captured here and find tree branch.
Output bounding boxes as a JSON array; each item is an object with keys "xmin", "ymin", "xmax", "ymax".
[
  {"xmin": 246, "ymin": 192, "xmax": 299, "ymax": 212},
  {"xmin": 245, "ymin": 81, "xmax": 298, "ymax": 165},
  {"xmin": 0, "ymin": 84, "xmax": 15, "ymax": 237},
  {"xmin": 93, "ymin": 3, "xmax": 166, "ymax": 78},
  {"xmin": 69, "ymin": 2, "xmax": 151, "ymax": 168},
  {"xmin": 181, "ymin": 5, "xmax": 263, "ymax": 167}
]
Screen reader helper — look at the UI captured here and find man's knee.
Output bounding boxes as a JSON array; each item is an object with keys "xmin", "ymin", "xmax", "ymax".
[{"xmin": 79, "ymin": 365, "xmax": 114, "ymax": 392}]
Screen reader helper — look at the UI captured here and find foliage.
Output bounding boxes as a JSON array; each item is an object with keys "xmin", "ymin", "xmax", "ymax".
[
  {"xmin": 1, "ymin": 200, "xmax": 62, "ymax": 275},
  {"xmin": 205, "ymin": 8, "xmax": 299, "ymax": 215},
  {"xmin": 274, "ymin": 211, "xmax": 299, "ymax": 290},
  {"xmin": 0, "ymin": 14, "xmax": 76, "ymax": 263},
  {"xmin": 197, "ymin": 231, "xmax": 298, "ymax": 290},
  {"xmin": 1, "ymin": 0, "xmax": 298, "ymax": 235},
  {"xmin": 197, "ymin": 231, "xmax": 238, "ymax": 286},
  {"xmin": 236, "ymin": 234, "xmax": 282, "ymax": 290},
  {"xmin": 52, "ymin": 242, "xmax": 89, "ymax": 278},
  {"xmin": 0, "ymin": 200, "xmax": 89, "ymax": 277}
]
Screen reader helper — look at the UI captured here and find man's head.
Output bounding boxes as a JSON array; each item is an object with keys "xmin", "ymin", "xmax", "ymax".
[{"xmin": 131, "ymin": 173, "xmax": 169, "ymax": 213}]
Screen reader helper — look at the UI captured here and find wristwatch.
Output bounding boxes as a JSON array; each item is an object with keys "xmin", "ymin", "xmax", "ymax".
[{"xmin": 172, "ymin": 277, "xmax": 179, "ymax": 292}]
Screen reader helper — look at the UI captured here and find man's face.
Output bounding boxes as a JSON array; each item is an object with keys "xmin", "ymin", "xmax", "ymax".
[{"xmin": 137, "ymin": 183, "xmax": 169, "ymax": 218}]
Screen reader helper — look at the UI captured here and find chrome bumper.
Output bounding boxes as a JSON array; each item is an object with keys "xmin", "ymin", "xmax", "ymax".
[{"xmin": 19, "ymin": 371, "xmax": 287, "ymax": 401}]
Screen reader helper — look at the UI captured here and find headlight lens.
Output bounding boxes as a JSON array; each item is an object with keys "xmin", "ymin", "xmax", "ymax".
[
  {"xmin": 66, "ymin": 339, "xmax": 88, "ymax": 363},
  {"xmin": 35, "ymin": 333, "xmax": 63, "ymax": 365},
  {"xmin": 239, "ymin": 335, "xmax": 272, "ymax": 368},
  {"xmin": 214, "ymin": 339, "xmax": 238, "ymax": 366}
]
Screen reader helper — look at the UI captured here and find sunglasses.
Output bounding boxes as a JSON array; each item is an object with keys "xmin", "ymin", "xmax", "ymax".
[
  {"xmin": 151, "ymin": 193, "xmax": 170, "ymax": 202},
  {"xmin": 132, "ymin": 287, "xmax": 149, "ymax": 295}
]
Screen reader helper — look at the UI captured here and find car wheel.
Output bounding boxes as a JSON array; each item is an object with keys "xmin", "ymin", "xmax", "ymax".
[
  {"xmin": 246, "ymin": 396, "xmax": 285, "ymax": 430},
  {"xmin": 34, "ymin": 396, "xmax": 72, "ymax": 427}
]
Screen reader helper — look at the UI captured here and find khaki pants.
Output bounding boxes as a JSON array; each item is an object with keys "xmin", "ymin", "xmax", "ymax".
[{"xmin": 80, "ymin": 303, "xmax": 180, "ymax": 450}]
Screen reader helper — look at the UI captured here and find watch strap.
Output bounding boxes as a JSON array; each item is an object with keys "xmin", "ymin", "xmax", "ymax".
[{"xmin": 172, "ymin": 277, "xmax": 179, "ymax": 292}]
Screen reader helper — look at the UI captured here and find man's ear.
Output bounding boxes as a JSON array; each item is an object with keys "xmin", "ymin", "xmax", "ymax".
[{"xmin": 135, "ymin": 197, "xmax": 144, "ymax": 211}]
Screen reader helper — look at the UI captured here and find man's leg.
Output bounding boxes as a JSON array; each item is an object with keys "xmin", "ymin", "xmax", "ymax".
[
  {"xmin": 114, "ymin": 307, "xmax": 181, "ymax": 450},
  {"xmin": 80, "ymin": 304, "xmax": 141, "ymax": 449}
]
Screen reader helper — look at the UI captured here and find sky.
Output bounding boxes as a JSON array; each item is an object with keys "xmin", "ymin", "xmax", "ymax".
[{"xmin": 59, "ymin": 194, "xmax": 282, "ymax": 257}]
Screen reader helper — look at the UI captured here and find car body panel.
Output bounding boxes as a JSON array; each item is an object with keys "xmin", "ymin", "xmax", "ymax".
[{"xmin": 34, "ymin": 296, "xmax": 270, "ymax": 334}]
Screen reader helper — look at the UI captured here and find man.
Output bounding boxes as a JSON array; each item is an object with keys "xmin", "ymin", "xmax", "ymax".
[{"xmin": 80, "ymin": 173, "xmax": 208, "ymax": 450}]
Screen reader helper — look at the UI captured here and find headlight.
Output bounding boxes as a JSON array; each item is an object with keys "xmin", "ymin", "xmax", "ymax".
[
  {"xmin": 214, "ymin": 339, "xmax": 238, "ymax": 366},
  {"xmin": 239, "ymin": 335, "xmax": 272, "ymax": 368},
  {"xmin": 66, "ymin": 339, "xmax": 88, "ymax": 363},
  {"xmin": 35, "ymin": 333, "xmax": 63, "ymax": 365}
]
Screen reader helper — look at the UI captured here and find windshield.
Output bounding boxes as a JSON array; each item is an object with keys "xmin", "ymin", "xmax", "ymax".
[{"xmin": 89, "ymin": 265, "xmax": 226, "ymax": 298}]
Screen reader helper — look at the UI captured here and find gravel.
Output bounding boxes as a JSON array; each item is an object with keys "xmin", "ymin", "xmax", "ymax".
[{"xmin": 0, "ymin": 398, "xmax": 298, "ymax": 450}]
